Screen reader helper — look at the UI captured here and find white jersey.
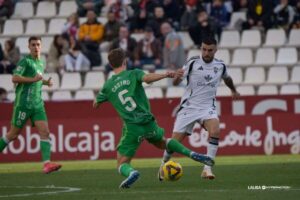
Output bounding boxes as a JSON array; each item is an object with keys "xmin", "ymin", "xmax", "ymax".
[{"xmin": 179, "ymin": 56, "xmax": 229, "ymax": 110}]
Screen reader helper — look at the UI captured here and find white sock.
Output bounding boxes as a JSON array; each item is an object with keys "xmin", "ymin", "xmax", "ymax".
[
  {"xmin": 204, "ymin": 137, "xmax": 219, "ymax": 170},
  {"xmin": 162, "ymin": 150, "xmax": 173, "ymax": 163}
]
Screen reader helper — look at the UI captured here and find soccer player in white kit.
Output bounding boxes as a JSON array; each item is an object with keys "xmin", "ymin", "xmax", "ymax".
[{"xmin": 159, "ymin": 37, "xmax": 240, "ymax": 180}]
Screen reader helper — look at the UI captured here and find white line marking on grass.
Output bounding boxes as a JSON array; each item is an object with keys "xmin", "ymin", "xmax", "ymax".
[
  {"xmin": 0, "ymin": 185, "xmax": 81, "ymax": 198},
  {"xmin": 64, "ymin": 188, "xmax": 300, "ymax": 196}
]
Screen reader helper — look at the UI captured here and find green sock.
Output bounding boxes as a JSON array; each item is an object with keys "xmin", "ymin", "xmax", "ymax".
[
  {"xmin": 119, "ymin": 163, "xmax": 135, "ymax": 177},
  {"xmin": 0, "ymin": 137, "xmax": 8, "ymax": 152},
  {"xmin": 40, "ymin": 140, "xmax": 51, "ymax": 162},
  {"xmin": 166, "ymin": 139, "xmax": 191, "ymax": 157}
]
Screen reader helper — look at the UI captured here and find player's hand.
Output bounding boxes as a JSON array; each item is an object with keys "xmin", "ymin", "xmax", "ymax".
[
  {"xmin": 45, "ymin": 77, "xmax": 53, "ymax": 87},
  {"xmin": 34, "ymin": 73, "xmax": 43, "ymax": 82},
  {"xmin": 175, "ymin": 69, "xmax": 184, "ymax": 79},
  {"xmin": 166, "ymin": 71, "xmax": 176, "ymax": 78},
  {"xmin": 231, "ymin": 90, "xmax": 240, "ymax": 100},
  {"xmin": 93, "ymin": 100, "xmax": 100, "ymax": 109}
]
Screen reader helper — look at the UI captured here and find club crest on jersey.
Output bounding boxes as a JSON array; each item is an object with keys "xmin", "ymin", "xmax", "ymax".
[
  {"xmin": 198, "ymin": 66, "xmax": 204, "ymax": 70},
  {"xmin": 204, "ymin": 74, "xmax": 213, "ymax": 82},
  {"xmin": 16, "ymin": 66, "xmax": 23, "ymax": 71},
  {"xmin": 214, "ymin": 67, "xmax": 218, "ymax": 74}
]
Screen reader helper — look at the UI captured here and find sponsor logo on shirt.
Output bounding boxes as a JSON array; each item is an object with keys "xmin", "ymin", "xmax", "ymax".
[
  {"xmin": 204, "ymin": 74, "xmax": 213, "ymax": 82},
  {"xmin": 198, "ymin": 66, "xmax": 204, "ymax": 70},
  {"xmin": 214, "ymin": 67, "xmax": 218, "ymax": 74}
]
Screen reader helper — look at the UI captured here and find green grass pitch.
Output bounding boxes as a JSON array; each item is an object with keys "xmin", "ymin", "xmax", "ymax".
[{"xmin": 0, "ymin": 155, "xmax": 299, "ymax": 200}]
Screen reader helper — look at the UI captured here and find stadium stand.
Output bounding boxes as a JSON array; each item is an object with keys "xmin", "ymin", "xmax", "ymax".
[
  {"xmin": 263, "ymin": 29, "xmax": 286, "ymax": 48},
  {"xmin": 74, "ymin": 89, "xmax": 95, "ymax": 100},
  {"xmin": 240, "ymin": 30, "xmax": 261, "ymax": 48},
  {"xmin": 11, "ymin": 2, "xmax": 34, "ymax": 19},
  {"xmin": 165, "ymin": 87, "xmax": 185, "ymax": 98},
  {"xmin": 257, "ymin": 85, "xmax": 278, "ymax": 95},
  {"xmin": 254, "ymin": 48, "xmax": 276, "ymax": 67},
  {"xmin": 244, "ymin": 67, "xmax": 265, "ymax": 85},
  {"xmin": 52, "ymin": 90, "xmax": 72, "ymax": 101},
  {"xmin": 267, "ymin": 66, "xmax": 289, "ymax": 84},
  {"xmin": 145, "ymin": 87, "xmax": 164, "ymax": 99},
  {"xmin": 0, "ymin": 0, "xmax": 299, "ymax": 101},
  {"xmin": 60, "ymin": 73, "xmax": 82, "ymax": 90}
]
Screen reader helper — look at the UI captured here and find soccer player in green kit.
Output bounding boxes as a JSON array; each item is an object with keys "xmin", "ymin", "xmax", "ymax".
[
  {"xmin": 93, "ymin": 48, "xmax": 214, "ymax": 189},
  {"xmin": 0, "ymin": 36, "xmax": 62, "ymax": 174}
]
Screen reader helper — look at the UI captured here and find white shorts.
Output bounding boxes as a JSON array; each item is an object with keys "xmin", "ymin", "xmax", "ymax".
[{"xmin": 173, "ymin": 107, "xmax": 218, "ymax": 135}]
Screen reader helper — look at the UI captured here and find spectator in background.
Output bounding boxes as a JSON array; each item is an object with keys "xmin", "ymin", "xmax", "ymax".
[
  {"xmin": 134, "ymin": 27, "xmax": 162, "ymax": 69},
  {"xmin": 100, "ymin": 11, "xmax": 121, "ymax": 52},
  {"xmin": 62, "ymin": 13, "xmax": 80, "ymax": 42},
  {"xmin": 0, "ymin": 87, "xmax": 9, "ymax": 102},
  {"xmin": 78, "ymin": 10, "xmax": 104, "ymax": 67},
  {"xmin": 47, "ymin": 35, "xmax": 69, "ymax": 73},
  {"xmin": 180, "ymin": 1, "xmax": 198, "ymax": 31},
  {"xmin": 161, "ymin": 22, "xmax": 185, "ymax": 70},
  {"xmin": 109, "ymin": 0, "xmax": 134, "ymax": 24},
  {"xmin": 0, "ymin": 44, "xmax": 3, "ymax": 74},
  {"xmin": 147, "ymin": 6, "xmax": 167, "ymax": 39},
  {"xmin": 209, "ymin": 0, "xmax": 230, "ymax": 38},
  {"xmin": 291, "ymin": 1, "xmax": 300, "ymax": 29},
  {"xmin": 109, "ymin": 25, "xmax": 137, "ymax": 69},
  {"xmin": 131, "ymin": 0, "xmax": 159, "ymax": 15},
  {"xmin": 65, "ymin": 41, "xmax": 90, "ymax": 72},
  {"xmin": 0, "ymin": 0, "xmax": 14, "ymax": 18},
  {"xmin": 103, "ymin": 11, "xmax": 121, "ymax": 42},
  {"xmin": 76, "ymin": 0, "xmax": 103, "ymax": 17},
  {"xmin": 130, "ymin": 9, "xmax": 149, "ymax": 33},
  {"xmin": 0, "ymin": 39, "xmax": 20, "ymax": 74},
  {"xmin": 273, "ymin": 0, "xmax": 295, "ymax": 31},
  {"xmin": 162, "ymin": 0, "xmax": 181, "ymax": 29},
  {"xmin": 242, "ymin": 0, "xmax": 274, "ymax": 30},
  {"xmin": 189, "ymin": 10, "xmax": 216, "ymax": 48},
  {"xmin": 233, "ymin": 0, "xmax": 248, "ymax": 12}
]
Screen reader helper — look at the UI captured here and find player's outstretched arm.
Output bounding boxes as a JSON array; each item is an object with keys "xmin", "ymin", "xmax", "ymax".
[
  {"xmin": 223, "ymin": 76, "xmax": 240, "ymax": 99},
  {"xmin": 173, "ymin": 69, "xmax": 184, "ymax": 86},
  {"xmin": 142, "ymin": 71, "xmax": 176, "ymax": 84},
  {"xmin": 12, "ymin": 74, "xmax": 43, "ymax": 84}
]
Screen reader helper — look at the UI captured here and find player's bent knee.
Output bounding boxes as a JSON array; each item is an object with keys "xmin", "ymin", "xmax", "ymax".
[
  {"xmin": 210, "ymin": 129, "xmax": 220, "ymax": 138},
  {"xmin": 39, "ymin": 131, "xmax": 50, "ymax": 139},
  {"xmin": 153, "ymin": 140, "xmax": 166, "ymax": 149}
]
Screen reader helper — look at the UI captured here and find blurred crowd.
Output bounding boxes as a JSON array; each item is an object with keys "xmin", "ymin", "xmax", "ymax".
[{"xmin": 0, "ymin": 0, "xmax": 299, "ymax": 75}]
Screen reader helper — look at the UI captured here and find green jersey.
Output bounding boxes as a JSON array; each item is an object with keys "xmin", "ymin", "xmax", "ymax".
[
  {"xmin": 96, "ymin": 69, "xmax": 154, "ymax": 124},
  {"xmin": 13, "ymin": 55, "xmax": 45, "ymax": 110}
]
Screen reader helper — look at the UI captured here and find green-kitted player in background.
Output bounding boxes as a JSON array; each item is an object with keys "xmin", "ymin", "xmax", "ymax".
[
  {"xmin": 93, "ymin": 48, "xmax": 214, "ymax": 189},
  {"xmin": 0, "ymin": 36, "xmax": 62, "ymax": 174}
]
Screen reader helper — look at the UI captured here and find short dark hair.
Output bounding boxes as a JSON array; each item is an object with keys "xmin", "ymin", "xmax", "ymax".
[
  {"xmin": 145, "ymin": 26, "xmax": 153, "ymax": 33},
  {"xmin": 28, "ymin": 36, "xmax": 42, "ymax": 44},
  {"xmin": 202, "ymin": 37, "xmax": 217, "ymax": 45},
  {"xmin": 108, "ymin": 48, "xmax": 126, "ymax": 69}
]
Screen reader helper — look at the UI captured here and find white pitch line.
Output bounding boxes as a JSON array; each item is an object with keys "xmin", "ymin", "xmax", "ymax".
[
  {"xmin": 52, "ymin": 188, "xmax": 300, "ymax": 196},
  {"xmin": 0, "ymin": 185, "xmax": 81, "ymax": 198}
]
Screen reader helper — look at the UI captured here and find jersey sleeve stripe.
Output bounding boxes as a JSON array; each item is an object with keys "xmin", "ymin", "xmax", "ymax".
[
  {"xmin": 186, "ymin": 60, "xmax": 196, "ymax": 85},
  {"xmin": 221, "ymin": 63, "xmax": 227, "ymax": 76}
]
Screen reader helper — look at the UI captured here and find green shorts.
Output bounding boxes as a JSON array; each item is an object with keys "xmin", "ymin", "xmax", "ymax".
[
  {"xmin": 11, "ymin": 106, "xmax": 48, "ymax": 128},
  {"xmin": 117, "ymin": 120, "xmax": 165, "ymax": 157}
]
